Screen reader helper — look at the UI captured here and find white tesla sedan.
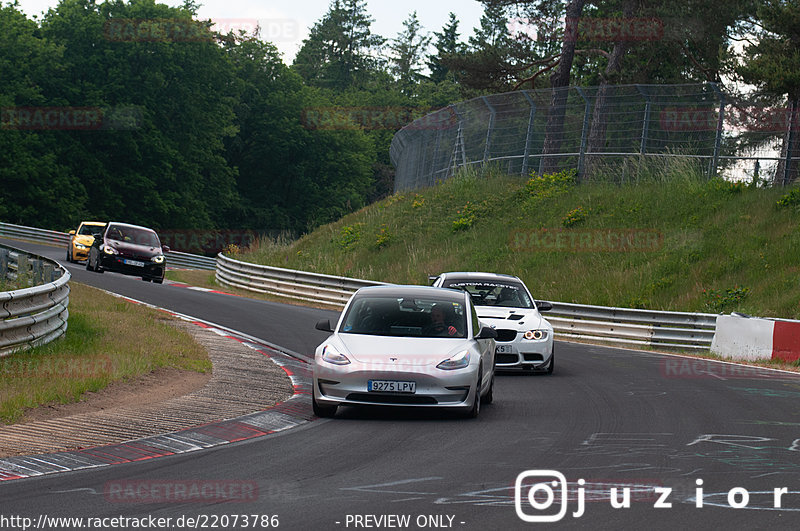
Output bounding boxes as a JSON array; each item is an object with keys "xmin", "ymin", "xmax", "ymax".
[
  {"xmin": 431, "ymin": 272, "xmax": 555, "ymax": 373},
  {"xmin": 312, "ymin": 285, "xmax": 497, "ymax": 418}
]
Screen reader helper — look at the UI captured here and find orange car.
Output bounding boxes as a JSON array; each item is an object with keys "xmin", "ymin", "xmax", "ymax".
[{"xmin": 67, "ymin": 221, "xmax": 106, "ymax": 262}]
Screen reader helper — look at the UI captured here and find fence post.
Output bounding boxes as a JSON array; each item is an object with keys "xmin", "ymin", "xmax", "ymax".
[
  {"xmin": 636, "ymin": 85, "xmax": 651, "ymax": 155},
  {"xmin": 783, "ymin": 98, "xmax": 798, "ymax": 186},
  {"xmin": 0, "ymin": 248, "xmax": 7, "ymax": 280},
  {"xmin": 575, "ymin": 87, "xmax": 591, "ymax": 181},
  {"xmin": 44, "ymin": 263, "xmax": 54, "ymax": 283},
  {"xmin": 522, "ymin": 91, "xmax": 537, "ymax": 176},
  {"xmin": 709, "ymin": 82, "xmax": 725, "ymax": 179},
  {"xmin": 448, "ymin": 106, "xmax": 467, "ymax": 177},
  {"xmin": 32, "ymin": 259, "xmax": 42, "ymax": 285},
  {"xmin": 481, "ymin": 96, "xmax": 496, "ymax": 165}
]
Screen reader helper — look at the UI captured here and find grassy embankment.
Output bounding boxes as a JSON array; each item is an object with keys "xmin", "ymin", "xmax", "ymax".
[
  {"xmin": 227, "ymin": 166, "xmax": 799, "ymax": 320},
  {"xmin": 0, "ymin": 283, "xmax": 210, "ymax": 424}
]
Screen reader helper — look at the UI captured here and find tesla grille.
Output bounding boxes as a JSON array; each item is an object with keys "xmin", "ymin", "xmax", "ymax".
[
  {"xmin": 495, "ymin": 329, "xmax": 518, "ymax": 342},
  {"xmin": 346, "ymin": 393, "xmax": 437, "ymax": 405},
  {"xmin": 523, "ymin": 353, "xmax": 544, "ymax": 362},
  {"xmin": 496, "ymin": 353, "xmax": 518, "ymax": 364}
]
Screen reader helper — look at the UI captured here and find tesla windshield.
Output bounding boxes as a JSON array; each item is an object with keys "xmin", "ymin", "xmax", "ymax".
[{"xmin": 340, "ymin": 296, "xmax": 467, "ymax": 338}]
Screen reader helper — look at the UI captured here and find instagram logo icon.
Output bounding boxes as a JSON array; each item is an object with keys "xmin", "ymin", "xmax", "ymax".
[{"xmin": 515, "ymin": 470, "xmax": 582, "ymax": 522}]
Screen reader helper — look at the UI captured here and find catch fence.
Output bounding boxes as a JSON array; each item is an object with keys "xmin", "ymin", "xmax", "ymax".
[{"xmin": 390, "ymin": 83, "xmax": 799, "ymax": 190}]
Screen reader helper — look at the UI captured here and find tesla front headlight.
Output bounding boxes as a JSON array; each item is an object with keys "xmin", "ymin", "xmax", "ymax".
[
  {"xmin": 437, "ymin": 350, "xmax": 470, "ymax": 370},
  {"xmin": 103, "ymin": 245, "xmax": 118, "ymax": 255},
  {"xmin": 523, "ymin": 330, "xmax": 548, "ymax": 340},
  {"xmin": 322, "ymin": 345, "xmax": 350, "ymax": 365},
  {"xmin": 152, "ymin": 255, "xmax": 165, "ymax": 264}
]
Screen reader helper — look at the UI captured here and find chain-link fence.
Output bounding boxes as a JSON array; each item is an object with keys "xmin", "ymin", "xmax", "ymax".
[{"xmin": 390, "ymin": 83, "xmax": 799, "ymax": 192}]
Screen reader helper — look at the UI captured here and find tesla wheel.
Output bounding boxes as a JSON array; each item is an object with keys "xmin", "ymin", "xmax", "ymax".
[
  {"xmin": 545, "ymin": 348, "xmax": 555, "ymax": 374},
  {"xmin": 484, "ymin": 373, "xmax": 494, "ymax": 405},
  {"xmin": 312, "ymin": 395, "xmax": 337, "ymax": 418},
  {"xmin": 466, "ymin": 368, "xmax": 482, "ymax": 418}
]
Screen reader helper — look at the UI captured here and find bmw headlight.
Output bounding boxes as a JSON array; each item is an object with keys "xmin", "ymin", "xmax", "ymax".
[
  {"xmin": 103, "ymin": 245, "xmax": 118, "ymax": 255},
  {"xmin": 152, "ymin": 255, "xmax": 165, "ymax": 264},
  {"xmin": 437, "ymin": 350, "xmax": 470, "ymax": 370},
  {"xmin": 523, "ymin": 330, "xmax": 548, "ymax": 340},
  {"xmin": 321, "ymin": 345, "xmax": 350, "ymax": 365}
]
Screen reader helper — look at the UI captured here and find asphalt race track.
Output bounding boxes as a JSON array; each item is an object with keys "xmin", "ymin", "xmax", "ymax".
[{"xmin": 1, "ymin": 238, "xmax": 800, "ymax": 530}]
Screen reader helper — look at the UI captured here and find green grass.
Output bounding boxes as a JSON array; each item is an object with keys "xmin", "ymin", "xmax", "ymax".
[
  {"xmin": 0, "ymin": 282, "xmax": 211, "ymax": 425},
  {"xmin": 233, "ymin": 165, "xmax": 800, "ymax": 319}
]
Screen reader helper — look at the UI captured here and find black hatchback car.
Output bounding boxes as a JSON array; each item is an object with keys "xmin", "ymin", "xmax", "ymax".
[{"xmin": 86, "ymin": 222, "xmax": 169, "ymax": 283}]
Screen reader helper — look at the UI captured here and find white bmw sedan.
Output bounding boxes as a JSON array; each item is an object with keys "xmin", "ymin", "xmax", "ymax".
[
  {"xmin": 312, "ymin": 285, "xmax": 497, "ymax": 418},
  {"xmin": 432, "ymin": 272, "xmax": 555, "ymax": 374}
]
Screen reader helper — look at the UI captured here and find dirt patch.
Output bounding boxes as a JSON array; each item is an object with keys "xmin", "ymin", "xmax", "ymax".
[{"xmin": 19, "ymin": 367, "xmax": 211, "ymax": 425}]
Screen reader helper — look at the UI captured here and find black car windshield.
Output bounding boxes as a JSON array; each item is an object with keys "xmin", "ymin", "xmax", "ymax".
[
  {"xmin": 106, "ymin": 226, "xmax": 160, "ymax": 247},
  {"xmin": 78, "ymin": 224, "xmax": 105, "ymax": 236},
  {"xmin": 340, "ymin": 296, "xmax": 467, "ymax": 338},
  {"xmin": 443, "ymin": 281, "xmax": 534, "ymax": 309}
]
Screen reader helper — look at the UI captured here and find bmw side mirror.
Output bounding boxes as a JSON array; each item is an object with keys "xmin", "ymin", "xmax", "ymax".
[
  {"xmin": 315, "ymin": 319, "xmax": 334, "ymax": 333},
  {"xmin": 476, "ymin": 326, "xmax": 497, "ymax": 340},
  {"xmin": 536, "ymin": 301, "xmax": 553, "ymax": 312}
]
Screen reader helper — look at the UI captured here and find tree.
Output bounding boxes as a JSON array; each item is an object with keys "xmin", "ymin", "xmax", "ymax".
[
  {"xmin": 427, "ymin": 13, "xmax": 463, "ymax": 83},
  {"xmin": 387, "ymin": 11, "xmax": 431, "ymax": 94},
  {"xmin": 292, "ymin": 0, "xmax": 385, "ymax": 90},
  {"xmin": 736, "ymin": 0, "xmax": 800, "ymax": 184}
]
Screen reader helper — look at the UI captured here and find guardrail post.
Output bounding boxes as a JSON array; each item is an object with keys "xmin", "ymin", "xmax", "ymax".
[
  {"xmin": 17, "ymin": 254, "xmax": 28, "ymax": 286},
  {"xmin": 522, "ymin": 91, "xmax": 537, "ymax": 176},
  {"xmin": 709, "ymin": 82, "xmax": 725, "ymax": 179},
  {"xmin": 32, "ymin": 259, "xmax": 42, "ymax": 285},
  {"xmin": 44, "ymin": 263, "xmax": 54, "ymax": 283},
  {"xmin": 0, "ymin": 248, "xmax": 7, "ymax": 279},
  {"xmin": 575, "ymin": 87, "xmax": 592, "ymax": 181}
]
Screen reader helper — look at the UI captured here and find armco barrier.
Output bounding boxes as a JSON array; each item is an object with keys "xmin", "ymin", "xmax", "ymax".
[
  {"xmin": 0, "ymin": 222, "xmax": 216, "ymax": 271},
  {"xmin": 215, "ymin": 253, "xmax": 388, "ymax": 306},
  {"xmin": 215, "ymin": 253, "xmax": 716, "ymax": 351},
  {"xmin": 1, "ymin": 243, "xmax": 70, "ymax": 357}
]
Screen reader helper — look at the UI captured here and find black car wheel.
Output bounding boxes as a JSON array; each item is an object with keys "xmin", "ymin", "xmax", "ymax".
[
  {"xmin": 154, "ymin": 278, "xmax": 164, "ymax": 284},
  {"xmin": 466, "ymin": 367, "xmax": 482, "ymax": 418},
  {"xmin": 484, "ymin": 373, "xmax": 494, "ymax": 405},
  {"xmin": 67, "ymin": 248, "xmax": 73, "ymax": 263},
  {"xmin": 86, "ymin": 251, "xmax": 94, "ymax": 271},
  {"xmin": 312, "ymin": 394, "xmax": 337, "ymax": 418},
  {"xmin": 545, "ymin": 347, "xmax": 555, "ymax": 374}
]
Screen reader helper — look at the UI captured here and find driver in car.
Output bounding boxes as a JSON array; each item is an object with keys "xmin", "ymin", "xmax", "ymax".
[{"xmin": 424, "ymin": 304, "xmax": 459, "ymax": 337}]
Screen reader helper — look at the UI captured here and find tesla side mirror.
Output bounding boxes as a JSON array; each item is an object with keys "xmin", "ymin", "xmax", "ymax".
[
  {"xmin": 536, "ymin": 301, "xmax": 553, "ymax": 312},
  {"xmin": 476, "ymin": 326, "xmax": 497, "ymax": 339},
  {"xmin": 315, "ymin": 319, "xmax": 334, "ymax": 333},
  {"xmin": 163, "ymin": 245, "xmax": 171, "ymax": 253},
  {"xmin": 68, "ymin": 230, "xmax": 76, "ymax": 235}
]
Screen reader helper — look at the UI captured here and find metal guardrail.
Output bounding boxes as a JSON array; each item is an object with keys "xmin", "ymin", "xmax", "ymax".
[
  {"xmin": 215, "ymin": 253, "xmax": 388, "ymax": 306},
  {"xmin": 0, "ymin": 222, "xmax": 216, "ymax": 271},
  {"xmin": 1, "ymin": 243, "xmax": 71, "ymax": 357},
  {"xmin": 215, "ymin": 254, "xmax": 716, "ymax": 351}
]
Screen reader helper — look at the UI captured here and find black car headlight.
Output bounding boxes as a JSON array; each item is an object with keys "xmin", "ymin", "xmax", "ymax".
[
  {"xmin": 152, "ymin": 255, "xmax": 165, "ymax": 264},
  {"xmin": 103, "ymin": 245, "xmax": 118, "ymax": 255}
]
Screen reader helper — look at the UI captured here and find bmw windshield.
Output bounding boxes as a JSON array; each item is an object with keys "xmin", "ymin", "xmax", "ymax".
[{"xmin": 443, "ymin": 281, "xmax": 534, "ymax": 309}]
